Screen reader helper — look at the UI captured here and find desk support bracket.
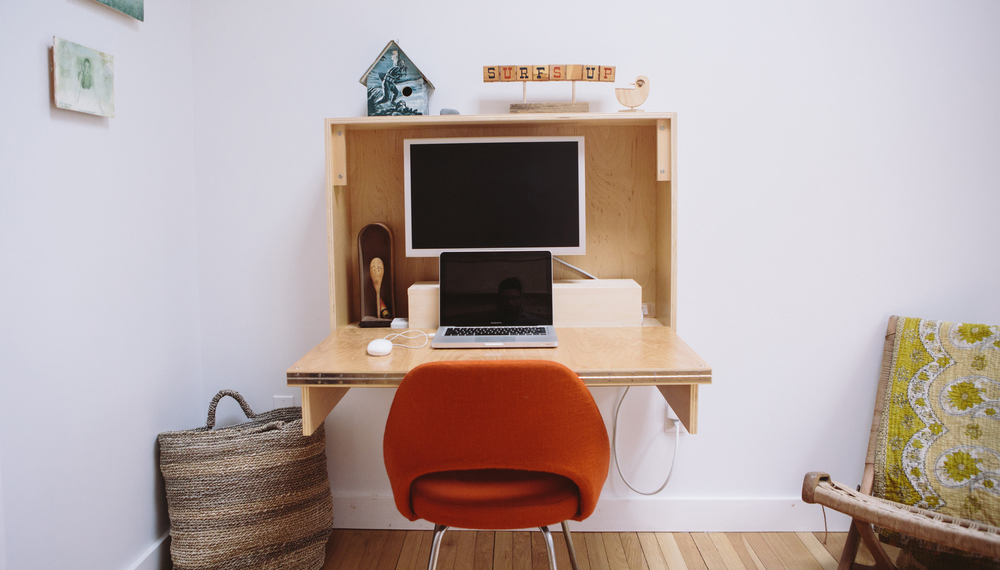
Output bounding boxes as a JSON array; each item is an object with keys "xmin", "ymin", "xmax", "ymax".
[
  {"xmin": 657, "ymin": 385, "xmax": 698, "ymax": 434},
  {"xmin": 301, "ymin": 386, "xmax": 350, "ymax": 436}
]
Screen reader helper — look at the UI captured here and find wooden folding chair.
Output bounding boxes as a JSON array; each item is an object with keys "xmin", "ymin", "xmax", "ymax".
[{"xmin": 803, "ymin": 316, "xmax": 1000, "ymax": 569}]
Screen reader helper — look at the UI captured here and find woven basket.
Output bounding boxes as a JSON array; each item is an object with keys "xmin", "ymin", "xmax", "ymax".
[{"xmin": 158, "ymin": 390, "xmax": 333, "ymax": 570}]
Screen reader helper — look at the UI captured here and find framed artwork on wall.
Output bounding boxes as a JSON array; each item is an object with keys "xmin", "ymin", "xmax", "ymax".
[
  {"xmin": 52, "ymin": 37, "xmax": 115, "ymax": 118},
  {"xmin": 91, "ymin": 0, "xmax": 143, "ymax": 21}
]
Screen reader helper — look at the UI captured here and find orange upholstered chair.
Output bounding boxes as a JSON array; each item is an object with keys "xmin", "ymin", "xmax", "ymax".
[{"xmin": 383, "ymin": 360, "xmax": 610, "ymax": 570}]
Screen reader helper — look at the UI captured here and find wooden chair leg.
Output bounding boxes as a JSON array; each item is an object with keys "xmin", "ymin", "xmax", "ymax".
[
  {"xmin": 839, "ymin": 519, "xmax": 898, "ymax": 570},
  {"xmin": 839, "ymin": 521, "xmax": 864, "ymax": 570},
  {"xmin": 854, "ymin": 520, "xmax": 896, "ymax": 570}
]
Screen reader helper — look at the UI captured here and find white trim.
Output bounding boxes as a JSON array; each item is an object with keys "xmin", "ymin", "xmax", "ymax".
[
  {"xmin": 329, "ymin": 495, "xmax": 854, "ymax": 532},
  {"xmin": 125, "ymin": 531, "xmax": 170, "ymax": 570}
]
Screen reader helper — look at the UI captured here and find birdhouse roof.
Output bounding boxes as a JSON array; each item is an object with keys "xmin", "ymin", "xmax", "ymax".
[{"xmin": 359, "ymin": 41, "xmax": 435, "ymax": 89}]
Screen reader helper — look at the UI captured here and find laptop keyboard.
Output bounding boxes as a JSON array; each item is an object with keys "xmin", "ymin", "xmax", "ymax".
[{"xmin": 444, "ymin": 326, "xmax": 548, "ymax": 337}]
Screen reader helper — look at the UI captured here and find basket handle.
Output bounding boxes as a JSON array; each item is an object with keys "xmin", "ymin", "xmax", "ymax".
[{"xmin": 206, "ymin": 389, "xmax": 257, "ymax": 429}]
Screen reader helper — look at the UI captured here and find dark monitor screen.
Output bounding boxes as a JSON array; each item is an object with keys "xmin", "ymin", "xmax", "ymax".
[
  {"xmin": 404, "ymin": 136, "xmax": 586, "ymax": 257},
  {"xmin": 438, "ymin": 251, "xmax": 553, "ymax": 327}
]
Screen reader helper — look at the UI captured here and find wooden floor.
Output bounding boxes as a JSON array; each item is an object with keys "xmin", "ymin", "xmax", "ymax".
[{"xmin": 322, "ymin": 529, "xmax": 901, "ymax": 570}]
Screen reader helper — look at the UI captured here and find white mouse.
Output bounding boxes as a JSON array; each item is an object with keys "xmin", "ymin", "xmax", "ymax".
[{"xmin": 367, "ymin": 338, "xmax": 393, "ymax": 356}]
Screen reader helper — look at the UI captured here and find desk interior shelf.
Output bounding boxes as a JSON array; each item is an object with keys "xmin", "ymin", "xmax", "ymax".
[
  {"xmin": 289, "ymin": 112, "xmax": 711, "ymax": 437},
  {"xmin": 323, "ymin": 113, "xmax": 677, "ymax": 330}
]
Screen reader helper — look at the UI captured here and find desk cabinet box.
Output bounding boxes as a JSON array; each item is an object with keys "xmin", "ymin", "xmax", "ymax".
[{"xmin": 408, "ymin": 279, "xmax": 643, "ymax": 329}]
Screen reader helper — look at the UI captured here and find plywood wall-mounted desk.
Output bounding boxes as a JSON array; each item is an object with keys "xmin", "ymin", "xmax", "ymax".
[{"xmin": 287, "ymin": 113, "xmax": 711, "ymax": 434}]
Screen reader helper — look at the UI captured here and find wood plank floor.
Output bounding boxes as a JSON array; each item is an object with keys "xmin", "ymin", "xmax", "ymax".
[{"xmin": 322, "ymin": 530, "xmax": 901, "ymax": 570}]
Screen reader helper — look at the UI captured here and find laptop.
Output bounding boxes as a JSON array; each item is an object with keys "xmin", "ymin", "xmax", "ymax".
[{"xmin": 432, "ymin": 251, "xmax": 558, "ymax": 348}]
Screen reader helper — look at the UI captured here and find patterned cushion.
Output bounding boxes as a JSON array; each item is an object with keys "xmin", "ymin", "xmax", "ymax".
[{"xmin": 874, "ymin": 317, "xmax": 1000, "ymax": 543}]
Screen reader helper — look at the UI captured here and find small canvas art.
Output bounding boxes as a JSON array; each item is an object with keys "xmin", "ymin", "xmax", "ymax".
[
  {"xmin": 91, "ymin": 0, "xmax": 143, "ymax": 21},
  {"xmin": 53, "ymin": 37, "xmax": 115, "ymax": 118}
]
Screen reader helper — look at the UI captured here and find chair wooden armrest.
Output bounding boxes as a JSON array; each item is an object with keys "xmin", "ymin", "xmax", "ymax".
[{"xmin": 802, "ymin": 471, "xmax": 1000, "ymax": 559}]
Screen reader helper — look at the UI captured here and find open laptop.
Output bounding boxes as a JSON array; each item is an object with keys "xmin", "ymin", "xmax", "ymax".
[{"xmin": 432, "ymin": 251, "xmax": 558, "ymax": 348}]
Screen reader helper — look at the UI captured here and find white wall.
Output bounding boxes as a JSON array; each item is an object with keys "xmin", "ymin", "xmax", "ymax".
[
  {"xmin": 0, "ymin": 1, "xmax": 202, "ymax": 568},
  {"xmin": 0, "ymin": 451, "xmax": 6, "ymax": 570},
  {"xmin": 189, "ymin": 0, "xmax": 1000, "ymax": 532},
  {"xmin": 4, "ymin": 2, "xmax": 1000, "ymax": 566}
]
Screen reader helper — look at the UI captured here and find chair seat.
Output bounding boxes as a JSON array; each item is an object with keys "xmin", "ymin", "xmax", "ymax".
[{"xmin": 410, "ymin": 469, "xmax": 580, "ymax": 530}]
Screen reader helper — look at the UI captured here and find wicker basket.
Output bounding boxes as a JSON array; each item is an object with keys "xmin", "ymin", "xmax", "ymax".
[{"xmin": 158, "ymin": 390, "xmax": 333, "ymax": 570}]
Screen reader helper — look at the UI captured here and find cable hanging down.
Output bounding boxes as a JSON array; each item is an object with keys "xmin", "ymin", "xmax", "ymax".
[{"xmin": 612, "ymin": 386, "xmax": 680, "ymax": 496}]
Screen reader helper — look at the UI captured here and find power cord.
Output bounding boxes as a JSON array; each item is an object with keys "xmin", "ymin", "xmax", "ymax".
[
  {"xmin": 383, "ymin": 330, "xmax": 430, "ymax": 349},
  {"xmin": 612, "ymin": 386, "xmax": 680, "ymax": 495}
]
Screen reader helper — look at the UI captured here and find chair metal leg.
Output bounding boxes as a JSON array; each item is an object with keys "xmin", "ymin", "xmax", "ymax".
[
  {"xmin": 560, "ymin": 521, "xmax": 581, "ymax": 570},
  {"xmin": 428, "ymin": 524, "xmax": 449, "ymax": 570},
  {"xmin": 540, "ymin": 526, "xmax": 558, "ymax": 570}
]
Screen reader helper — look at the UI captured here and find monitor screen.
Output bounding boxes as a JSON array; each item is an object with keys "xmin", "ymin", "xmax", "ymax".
[
  {"xmin": 439, "ymin": 251, "xmax": 553, "ymax": 327},
  {"xmin": 403, "ymin": 136, "xmax": 586, "ymax": 257}
]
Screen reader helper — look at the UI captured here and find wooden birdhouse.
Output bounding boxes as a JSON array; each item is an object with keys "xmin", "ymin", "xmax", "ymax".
[{"xmin": 360, "ymin": 41, "xmax": 434, "ymax": 116}]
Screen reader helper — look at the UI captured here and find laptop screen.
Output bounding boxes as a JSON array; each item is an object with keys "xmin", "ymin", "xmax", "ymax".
[{"xmin": 439, "ymin": 251, "xmax": 553, "ymax": 327}]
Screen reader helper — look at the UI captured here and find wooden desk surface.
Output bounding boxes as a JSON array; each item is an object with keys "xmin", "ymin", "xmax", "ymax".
[
  {"xmin": 287, "ymin": 327, "xmax": 711, "ymax": 436},
  {"xmin": 287, "ymin": 326, "xmax": 711, "ymax": 386}
]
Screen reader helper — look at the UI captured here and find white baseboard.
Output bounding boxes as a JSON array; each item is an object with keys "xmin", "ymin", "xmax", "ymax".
[
  {"xmin": 126, "ymin": 531, "xmax": 170, "ymax": 570},
  {"xmin": 330, "ymin": 496, "xmax": 853, "ymax": 532}
]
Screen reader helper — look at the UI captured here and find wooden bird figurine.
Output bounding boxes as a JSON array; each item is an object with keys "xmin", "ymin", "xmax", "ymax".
[{"xmin": 615, "ymin": 75, "xmax": 649, "ymax": 112}]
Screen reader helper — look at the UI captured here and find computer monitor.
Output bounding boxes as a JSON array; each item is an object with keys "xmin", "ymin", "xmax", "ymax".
[{"xmin": 403, "ymin": 136, "xmax": 586, "ymax": 257}]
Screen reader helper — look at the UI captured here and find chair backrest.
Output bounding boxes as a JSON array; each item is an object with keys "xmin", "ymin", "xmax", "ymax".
[
  {"xmin": 869, "ymin": 316, "xmax": 1000, "ymax": 530},
  {"xmin": 383, "ymin": 360, "xmax": 610, "ymax": 522}
]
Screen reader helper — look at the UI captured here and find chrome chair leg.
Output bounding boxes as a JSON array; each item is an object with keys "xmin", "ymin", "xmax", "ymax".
[
  {"xmin": 428, "ymin": 524, "xmax": 449, "ymax": 570},
  {"xmin": 540, "ymin": 526, "xmax": 558, "ymax": 570},
  {"xmin": 560, "ymin": 520, "xmax": 581, "ymax": 570}
]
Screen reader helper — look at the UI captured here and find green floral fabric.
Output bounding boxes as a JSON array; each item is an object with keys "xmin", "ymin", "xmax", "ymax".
[{"xmin": 874, "ymin": 317, "xmax": 1000, "ymax": 535}]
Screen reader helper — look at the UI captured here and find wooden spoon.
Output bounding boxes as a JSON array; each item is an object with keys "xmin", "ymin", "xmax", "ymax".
[{"xmin": 370, "ymin": 258, "xmax": 384, "ymax": 318}]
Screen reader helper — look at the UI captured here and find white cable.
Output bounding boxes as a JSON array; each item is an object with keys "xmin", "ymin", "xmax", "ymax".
[
  {"xmin": 553, "ymin": 256, "xmax": 598, "ymax": 280},
  {"xmin": 612, "ymin": 386, "xmax": 680, "ymax": 495},
  {"xmin": 383, "ymin": 330, "xmax": 429, "ymax": 349}
]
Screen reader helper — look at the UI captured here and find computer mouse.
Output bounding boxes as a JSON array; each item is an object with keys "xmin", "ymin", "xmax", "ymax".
[{"xmin": 367, "ymin": 338, "xmax": 393, "ymax": 356}]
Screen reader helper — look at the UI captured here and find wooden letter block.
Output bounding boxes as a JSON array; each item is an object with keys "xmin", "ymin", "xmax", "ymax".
[
  {"xmin": 500, "ymin": 65, "xmax": 517, "ymax": 82},
  {"xmin": 566, "ymin": 65, "xmax": 583, "ymax": 81},
  {"xmin": 583, "ymin": 65, "xmax": 599, "ymax": 81},
  {"xmin": 516, "ymin": 66, "xmax": 531, "ymax": 81},
  {"xmin": 598, "ymin": 65, "xmax": 616, "ymax": 82},
  {"xmin": 549, "ymin": 64, "xmax": 567, "ymax": 81},
  {"xmin": 483, "ymin": 66, "xmax": 500, "ymax": 82},
  {"xmin": 532, "ymin": 65, "xmax": 549, "ymax": 81}
]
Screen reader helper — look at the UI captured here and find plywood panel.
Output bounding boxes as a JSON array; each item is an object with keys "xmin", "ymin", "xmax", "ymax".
[{"xmin": 341, "ymin": 123, "xmax": 660, "ymax": 323}]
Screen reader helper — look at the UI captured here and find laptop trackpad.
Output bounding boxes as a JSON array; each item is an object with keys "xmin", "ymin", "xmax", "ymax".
[{"xmin": 476, "ymin": 337, "xmax": 507, "ymax": 344}]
